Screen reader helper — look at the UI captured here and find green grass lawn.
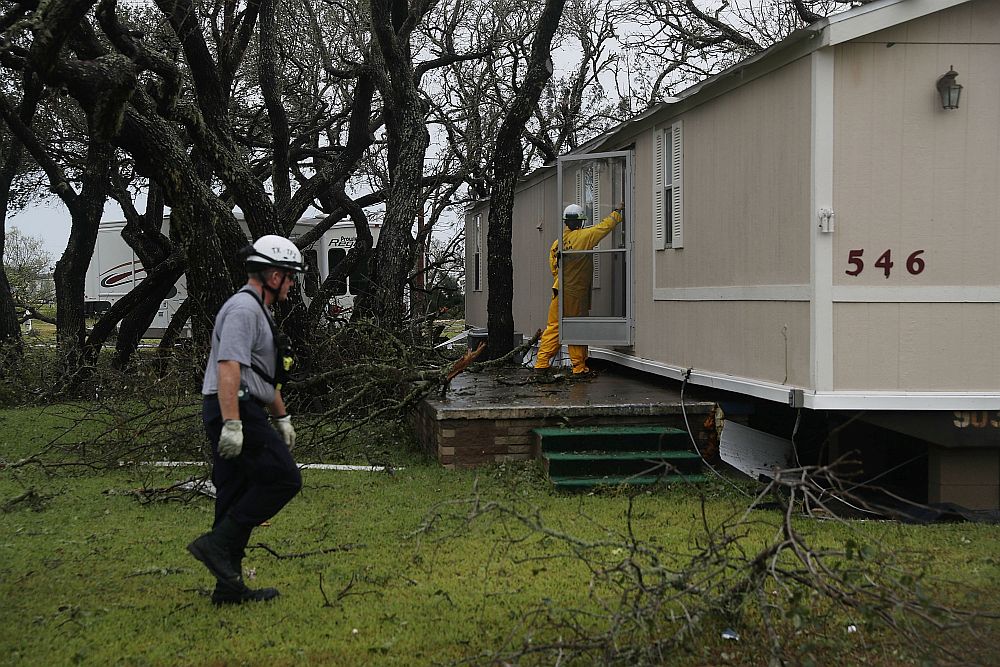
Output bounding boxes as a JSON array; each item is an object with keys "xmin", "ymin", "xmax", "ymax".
[
  {"xmin": 22, "ymin": 319, "xmax": 56, "ymax": 340},
  {"xmin": 1, "ymin": 405, "xmax": 999, "ymax": 666}
]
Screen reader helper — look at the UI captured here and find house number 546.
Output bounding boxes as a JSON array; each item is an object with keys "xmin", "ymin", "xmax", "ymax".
[{"xmin": 845, "ymin": 249, "xmax": 925, "ymax": 278}]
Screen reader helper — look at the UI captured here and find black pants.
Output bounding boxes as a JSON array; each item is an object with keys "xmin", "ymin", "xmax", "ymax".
[{"xmin": 202, "ymin": 397, "xmax": 302, "ymax": 531}]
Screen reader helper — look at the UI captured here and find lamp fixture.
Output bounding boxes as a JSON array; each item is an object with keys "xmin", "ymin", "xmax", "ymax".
[{"xmin": 936, "ymin": 67, "xmax": 962, "ymax": 110}]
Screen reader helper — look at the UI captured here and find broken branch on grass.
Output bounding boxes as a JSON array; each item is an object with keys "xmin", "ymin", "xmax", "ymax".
[
  {"xmin": 319, "ymin": 571, "xmax": 380, "ymax": 607},
  {"xmin": 319, "ymin": 572, "xmax": 333, "ymax": 606},
  {"xmin": 252, "ymin": 542, "xmax": 365, "ymax": 559},
  {"xmin": 2, "ymin": 487, "xmax": 51, "ymax": 512},
  {"xmin": 420, "ymin": 463, "xmax": 995, "ymax": 666},
  {"xmin": 126, "ymin": 566, "xmax": 188, "ymax": 577},
  {"xmin": 102, "ymin": 475, "xmax": 214, "ymax": 504}
]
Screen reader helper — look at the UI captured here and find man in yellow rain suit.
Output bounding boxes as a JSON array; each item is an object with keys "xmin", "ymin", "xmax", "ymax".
[{"xmin": 535, "ymin": 203, "xmax": 623, "ymax": 375}]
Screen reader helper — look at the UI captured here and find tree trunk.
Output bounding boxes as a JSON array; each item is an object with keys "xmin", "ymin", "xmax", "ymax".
[
  {"xmin": 372, "ymin": 93, "xmax": 427, "ymax": 324},
  {"xmin": 0, "ymin": 156, "xmax": 23, "ymax": 352},
  {"xmin": 79, "ymin": 252, "xmax": 184, "ymax": 367},
  {"xmin": 0, "ymin": 75, "xmax": 43, "ymax": 353},
  {"xmin": 486, "ymin": 0, "xmax": 567, "ymax": 359},
  {"xmin": 169, "ymin": 202, "xmax": 237, "ymax": 343},
  {"xmin": 87, "ymin": 177, "xmax": 178, "ymax": 366},
  {"xmin": 319, "ymin": 184, "xmax": 374, "ymax": 324},
  {"xmin": 158, "ymin": 297, "xmax": 191, "ymax": 352},
  {"xmin": 258, "ymin": 0, "xmax": 291, "ymax": 210},
  {"xmin": 353, "ymin": 0, "xmax": 430, "ymax": 326},
  {"xmin": 485, "ymin": 175, "xmax": 517, "ymax": 359},
  {"xmin": 114, "ymin": 267, "xmax": 184, "ymax": 368},
  {"xmin": 411, "ymin": 207, "xmax": 428, "ymax": 317},
  {"xmin": 114, "ymin": 98, "xmax": 240, "ymax": 343},
  {"xmin": 54, "ymin": 137, "xmax": 112, "ymax": 380},
  {"xmin": 114, "ymin": 295, "xmax": 166, "ymax": 368},
  {"xmin": 116, "ymin": 179, "xmax": 170, "ymax": 269}
]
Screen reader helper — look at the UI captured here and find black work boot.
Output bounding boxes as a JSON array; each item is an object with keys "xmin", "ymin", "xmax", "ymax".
[
  {"xmin": 187, "ymin": 515, "xmax": 245, "ymax": 583},
  {"xmin": 211, "ymin": 553, "xmax": 279, "ymax": 605},
  {"xmin": 212, "ymin": 578, "xmax": 280, "ymax": 605}
]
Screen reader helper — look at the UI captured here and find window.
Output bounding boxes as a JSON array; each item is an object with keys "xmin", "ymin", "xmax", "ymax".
[
  {"xmin": 302, "ymin": 249, "xmax": 319, "ymax": 297},
  {"xmin": 576, "ymin": 167, "xmax": 598, "ymax": 227},
  {"xmin": 654, "ymin": 121, "xmax": 683, "ymax": 249},
  {"xmin": 327, "ymin": 248, "xmax": 348, "ymax": 296},
  {"xmin": 349, "ymin": 256, "xmax": 369, "ymax": 297},
  {"xmin": 473, "ymin": 214, "xmax": 482, "ymax": 292},
  {"xmin": 576, "ymin": 165, "xmax": 601, "ymax": 286}
]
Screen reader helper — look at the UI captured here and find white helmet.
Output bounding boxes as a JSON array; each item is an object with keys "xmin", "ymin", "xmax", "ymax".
[
  {"xmin": 243, "ymin": 234, "xmax": 305, "ymax": 272},
  {"xmin": 563, "ymin": 204, "xmax": 586, "ymax": 221}
]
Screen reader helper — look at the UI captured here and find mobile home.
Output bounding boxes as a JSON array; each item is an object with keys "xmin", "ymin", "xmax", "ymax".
[{"xmin": 466, "ymin": 0, "xmax": 1000, "ymax": 508}]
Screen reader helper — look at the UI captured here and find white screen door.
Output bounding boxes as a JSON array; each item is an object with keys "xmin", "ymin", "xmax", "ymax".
[{"xmin": 556, "ymin": 151, "xmax": 633, "ymax": 346}]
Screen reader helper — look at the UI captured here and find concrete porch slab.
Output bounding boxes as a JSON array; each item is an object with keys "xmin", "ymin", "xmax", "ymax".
[{"xmin": 412, "ymin": 367, "xmax": 719, "ymax": 468}]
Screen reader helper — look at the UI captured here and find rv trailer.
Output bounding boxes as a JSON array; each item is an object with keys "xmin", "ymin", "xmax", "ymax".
[{"xmin": 84, "ymin": 216, "xmax": 381, "ymax": 337}]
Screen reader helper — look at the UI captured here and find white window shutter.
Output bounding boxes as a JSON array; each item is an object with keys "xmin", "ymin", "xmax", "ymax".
[
  {"xmin": 653, "ymin": 129, "xmax": 666, "ymax": 249},
  {"xmin": 670, "ymin": 121, "xmax": 684, "ymax": 249}
]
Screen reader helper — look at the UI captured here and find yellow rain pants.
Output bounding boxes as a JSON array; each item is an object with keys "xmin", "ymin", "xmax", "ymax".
[{"xmin": 534, "ymin": 209, "xmax": 622, "ymax": 374}]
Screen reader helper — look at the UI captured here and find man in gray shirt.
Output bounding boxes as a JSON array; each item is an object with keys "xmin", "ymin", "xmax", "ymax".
[{"xmin": 188, "ymin": 234, "xmax": 305, "ymax": 605}]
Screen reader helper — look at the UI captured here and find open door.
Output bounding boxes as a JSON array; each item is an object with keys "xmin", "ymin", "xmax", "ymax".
[{"xmin": 557, "ymin": 151, "xmax": 633, "ymax": 346}]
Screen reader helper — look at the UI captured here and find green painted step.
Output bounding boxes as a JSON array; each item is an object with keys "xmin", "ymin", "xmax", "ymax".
[
  {"xmin": 534, "ymin": 426, "xmax": 690, "ymax": 453},
  {"xmin": 544, "ymin": 452, "xmax": 703, "ymax": 480},
  {"xmin": 550, "ymin": 474, "xmax": 709, "ymax": 488},
  {"xmin": 544, "ymin": 450, "xmax": 700, "ymax": 462},
  {"xmin": 534, "ymin": 426, "xmax": 687, "ymax": 438},
  {"xmin": 535, "ymin": 425, "xmax": 706, "ymax": 488}
]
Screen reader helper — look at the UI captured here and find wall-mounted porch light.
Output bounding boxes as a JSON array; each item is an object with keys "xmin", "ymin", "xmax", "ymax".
[{"xmin": 936, "ymin": 67, "xmax": 962, "ymax": 110}]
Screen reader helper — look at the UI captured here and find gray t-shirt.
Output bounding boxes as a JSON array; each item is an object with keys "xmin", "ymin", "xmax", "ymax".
[{"xmin": 201, "ymin": 287, "xmax": 278, "ymax": 404}]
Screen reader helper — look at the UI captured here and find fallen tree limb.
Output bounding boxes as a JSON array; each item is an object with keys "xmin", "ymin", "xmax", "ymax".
[{"xmin": 252, "ymin": 542, "xmax": 365, "ymax": 559}]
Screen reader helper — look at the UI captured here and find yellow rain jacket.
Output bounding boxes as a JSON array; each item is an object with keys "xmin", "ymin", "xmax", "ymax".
[{"xmin": 549, "ymin": 209, "xmax": 622, "ymax": 310}]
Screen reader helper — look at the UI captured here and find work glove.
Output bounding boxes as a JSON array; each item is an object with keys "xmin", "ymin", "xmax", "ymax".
[
  {"xmin": 272, "ymin": 415, "xmax": 295, "ymax": 450},
  {"xmin": 218, "ymin": 420, "xmax": 244, "ymax": 459}
]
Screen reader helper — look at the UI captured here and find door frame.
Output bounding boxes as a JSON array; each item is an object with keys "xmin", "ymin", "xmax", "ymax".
[{"xmin": 556, "ymin": 149, "xmax": 634, "ymax": 347}]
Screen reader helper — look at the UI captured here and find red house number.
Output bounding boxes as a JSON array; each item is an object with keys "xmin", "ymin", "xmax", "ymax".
[{"xmin": 845, "ymin": 249, "xmax": 925, "ymax": 278}]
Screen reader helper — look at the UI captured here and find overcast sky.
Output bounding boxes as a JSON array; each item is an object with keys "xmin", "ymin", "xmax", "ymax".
[{"xmin": 5, "ymin": 198, "xmax": 125, "ymax": 268}]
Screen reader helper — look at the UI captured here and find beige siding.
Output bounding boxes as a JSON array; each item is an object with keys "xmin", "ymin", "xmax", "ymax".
[
  {"xmin": 833, "ymin": 0, "xmax": 1000, "ymax": 390},
  {"xmin": 652, "ymin": 56, "xmax": 813, "ymax": 289},
  {"xmin": 641, "ymin": 301, "xmax": 812, "ymax": 386},
  {"xmin": 635, "ymin": 56, "xmax": 814, "ymax": 386},
  {"xmin": 511, "ymin": 174, "xmax": 561, "ymax": 337},
  {"xmin": 472, "ymin": 173, "xmax": 561, "ymax": 339},
  {"xmin": 834, "ymin": 303, "xmax": 1000, "ymax": 391}
]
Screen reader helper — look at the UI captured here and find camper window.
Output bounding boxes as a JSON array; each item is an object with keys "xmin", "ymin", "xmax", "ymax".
[
  {"xmin": 303, "ymin": 249, "xmax": 319, "ymax": 297},
  {"xmin": 327, "ymin": 248, "xmax": 349, "ymax": 296},
  {"xmin": 348, "ymin": 258, "xmax": 368, "ymax": 296}
]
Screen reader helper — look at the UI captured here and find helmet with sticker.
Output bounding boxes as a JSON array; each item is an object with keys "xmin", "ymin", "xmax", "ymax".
[{"xmin": 241, "ymin": 235, "xmax": 305, "ymax": 273}]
